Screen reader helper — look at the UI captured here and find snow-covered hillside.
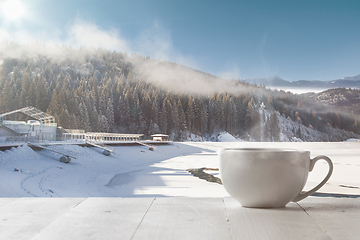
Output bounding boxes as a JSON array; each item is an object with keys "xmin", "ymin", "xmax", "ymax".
[
  {"xmin": 0, "ymin": 143, "xmax": 227, "ymax": 198},
  {"xmin": 276, "ymin": 112, "xmax": 360, "ymax": 142}
]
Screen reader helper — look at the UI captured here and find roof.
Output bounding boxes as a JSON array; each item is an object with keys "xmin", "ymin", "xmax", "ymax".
[
  {"xmin": 85, "ymin": 132, "xmax": 144, "ymax": 137},
  {"xmin": 151, "ymin": 134, "xmax": 169, "ymax": 137},
  {"xmin": 0, "ymin": 107, "xmax": 55, "ymax": 125}
]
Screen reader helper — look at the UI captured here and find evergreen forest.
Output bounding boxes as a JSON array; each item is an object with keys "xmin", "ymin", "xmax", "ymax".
[{"xmin": 0, "ymin": 44, "xmax": 359, "ymax": 141}]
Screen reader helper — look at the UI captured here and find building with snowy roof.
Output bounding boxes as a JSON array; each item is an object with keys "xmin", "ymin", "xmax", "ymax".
[{"xmin": 0, "ymin": 107, "xmax": 57, "ymax": 143}]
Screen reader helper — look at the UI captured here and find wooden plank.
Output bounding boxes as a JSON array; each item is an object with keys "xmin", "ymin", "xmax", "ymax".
[
  {"xmin": 0, "ymin": 198, "xmax": 85, "ymax": 240},
  {"xmin": 31, "ymin": 198, "xmax": 154, "ymax": 240},
  {"xmin": 223, "ymin": 197, "xmax": 330, "ymax": 240},
  {"xmin": 298, "ymin": 196, "xmax": 360, "ymax": 240},
  {"xmin": 1, "ymin": 197, "xmax": 357, "ymax": 240},
  {"xmin": 132, "ymin": 197, "xmax": 232, "ymax": 240}
]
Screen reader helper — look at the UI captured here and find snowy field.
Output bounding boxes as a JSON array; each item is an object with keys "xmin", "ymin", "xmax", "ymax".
[{"xmin": 1, "ymin": 138, "xmax": 360, "ymax": 198}]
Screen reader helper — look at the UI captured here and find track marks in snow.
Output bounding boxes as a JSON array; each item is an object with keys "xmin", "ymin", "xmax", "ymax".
[{"xmin": 20, "ymin": 166, "xmax": 60, "ymax": 197}]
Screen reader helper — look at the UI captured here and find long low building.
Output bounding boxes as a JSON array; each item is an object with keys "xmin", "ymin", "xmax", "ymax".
[
  {"xmin": 0, "ymin": 107, "xmax": 145, "ymax": 145},
  {"xmin": 63, "ymin": 131, "xmax": 144, "ymax": 142}
]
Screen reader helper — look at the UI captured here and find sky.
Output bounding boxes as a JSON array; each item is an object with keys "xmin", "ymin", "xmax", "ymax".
[{"xmin": 0, "ymin": 0, "xmax": 359, "ymax": 81}]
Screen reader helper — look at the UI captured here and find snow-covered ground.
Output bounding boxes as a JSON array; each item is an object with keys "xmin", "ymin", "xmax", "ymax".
[
  {"xmin": 0, "ymin": 142, "xmax": 228, "ymax": 198},
  {"xmin": 1, "ymin": 139, "xmax": 360, "ymax": 198}
]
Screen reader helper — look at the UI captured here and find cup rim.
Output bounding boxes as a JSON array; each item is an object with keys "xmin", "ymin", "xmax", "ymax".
[{"xmin": 220, "ymin": 148, "xmax": 309, "ymax": 153}]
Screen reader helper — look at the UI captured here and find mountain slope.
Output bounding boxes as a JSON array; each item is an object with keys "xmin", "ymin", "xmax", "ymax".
[
  {"xmin": 0, "ymin": 44, "xmax": 359, "ymax": 141},
  {"xmin": 304, "ymin": 88, "xmax": 360, "ymax": 115}
]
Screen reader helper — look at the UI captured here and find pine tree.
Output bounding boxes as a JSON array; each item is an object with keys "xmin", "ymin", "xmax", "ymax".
[
  {"xmin": 139, "ymin": 92, "xmax": 151, "ymax": 135},
  {"xmin": 117, "ymin": 95, "xmax": 130, "ymax": 132},
  {"xmin": 171, "ymin": 99, "xmax": 180, "ymax": 138},
  {"xmin": 99, "ymin": 115, "xmax": 109, "ymax": 132},
  {"xmin": 226, "ymin": 96, "xmax": 236, "ymax": 134},
  {"xmin": 214, "ymin": 94, "xmax": 224, "ymax": 130},
  {"xmin": 20, "ymin": 72, "xmax": 31, "ymax": 108},
  {"xmin": 207, "ymin": 96, "xmax": 216, "ymax": 134},
  {"xmin": 149, "ymin": 100, "xmax": 160, "ymax": 134},
  {"xmin": 90, "ymin": 74, "xmax": 99, "ymax": 112},
  {"xmin": 186, "ymin": 97, "xmax": 195, "ymax": 133},
  {"xmin": 177, "ymin": 99, "xmax": 187, "ymax": 138},
  {"xmin": 296, "ymin": 126, "xmax": 302, "ymax": 139},
  {"xmin": 99, "ymin": 90, "xmax": 107, "ymax": 116},
  {"xmin": 269, "ymin": 112, "xmax": 280, "ymax": 141},
  {"xmin": 354, "ymin": 119, "xmax": 359, "ymax": 134},
  {"xmin": 27, "ymin": 80, "xmax": 37, "ymax": 107},
  {"xmin": 194, "ymin": 98, "xmax": 206, "ymax": 136},
  {"xmin": 79, "ymin": 101, "xmax": 91, "ymax": 132},
  {"xmin": 160, "ymin": 98, "xmax": 172, "ymax": 134},
  {"xmin": 35, "ymin": 75, "xmax": 51, "ymax": 112},
  {"xmin": 106, "ymin": 98, "xmax": 115, "ymax": 132},
  {"xmin": 245, "ymin": 97, "xmax": 261, "ymax": 141},
  {"xmin": 58, "ymin": 106, "xmax": 71, "ymax": 129}
]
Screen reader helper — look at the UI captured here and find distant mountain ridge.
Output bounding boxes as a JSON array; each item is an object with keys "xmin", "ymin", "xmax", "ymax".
[
  {"xmin": 341, "ymin": 74, "xmax": 360, "ymax": 81},
  {"xmin": 304, "ymin": 88, "xmax": 360, "ymax": 115},
  {"xmin": 241, "ymin": 74, "xmax": 360, "ymax": 90}
]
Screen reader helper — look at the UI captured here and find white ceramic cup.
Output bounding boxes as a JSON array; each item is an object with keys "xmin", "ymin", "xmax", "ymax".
[{"xmin": 219, "ymin": 148, "xmax": 333, "ymax": 208}]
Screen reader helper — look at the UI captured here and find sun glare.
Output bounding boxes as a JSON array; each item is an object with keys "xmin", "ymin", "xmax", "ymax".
[{"xmin": 1, "ymin": 0, "xmax": 25, "ymax": 20}]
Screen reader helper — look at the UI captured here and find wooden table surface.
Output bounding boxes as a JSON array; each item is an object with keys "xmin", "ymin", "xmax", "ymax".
[{"xmin": 0, "ymin": 196, "xmax": 359, "ymax": 240}]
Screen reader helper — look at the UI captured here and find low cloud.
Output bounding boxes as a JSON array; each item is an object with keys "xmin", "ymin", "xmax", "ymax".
[
  {"xmin": 0, "ymin": 17, "xmax": 130, "ymax": 60},
  {"xmin": 133, "ymin": 21, "xmax": 198, "ymax": 69},
  {"xmin": 66, "ymin": 18, "xmax": 129, "ymax": 52},
  {"xmin": 0, "ymin": 17, "xmax": 195, "ymax": 66},
  {"xmin": 217, "ymin": 64, "xmax": 241, "ymax": 80},
  {"xmin": 0, "ymin": 17, "xmax": 246, "ymax": 95},
  {"xmin": 134, "ymin": 21, "xmax": 172, "ymax": 61}
]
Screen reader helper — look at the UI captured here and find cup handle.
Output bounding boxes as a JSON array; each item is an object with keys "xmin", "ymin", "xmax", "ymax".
[{"xmin": 292, "ymin": 155, "xmax": 333, "ymax": 202}]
